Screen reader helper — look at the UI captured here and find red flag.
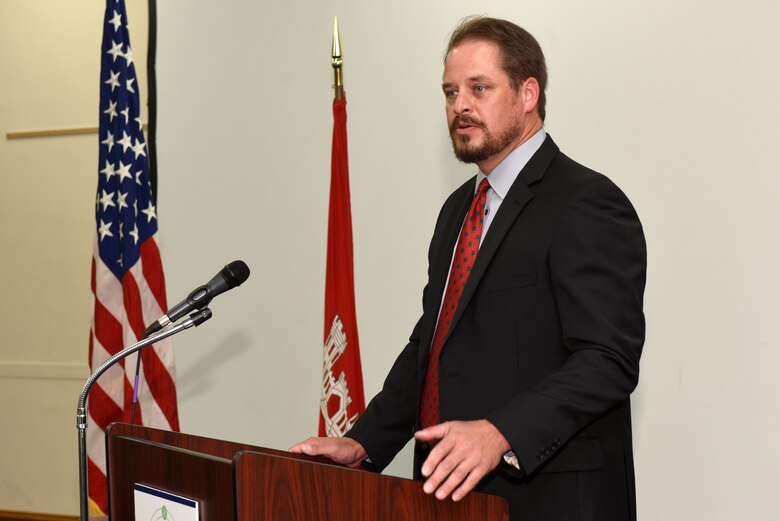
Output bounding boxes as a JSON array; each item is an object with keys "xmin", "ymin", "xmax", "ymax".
[
  {"xmin": 88, "ymin": 0, "xmax": 178, "ymax": 515},
  {"xmin": 319, "ymin": 97, "xmax": 366, "ymax": 437}
]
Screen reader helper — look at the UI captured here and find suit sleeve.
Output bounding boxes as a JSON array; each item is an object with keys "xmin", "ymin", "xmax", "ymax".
[
  {"xmin": 344, "ymin": 315, "xmax": 421, "ymax": 472},
  {"xmin": 485, "ymin": 175, "xmax": 646, "ymax": 476}
]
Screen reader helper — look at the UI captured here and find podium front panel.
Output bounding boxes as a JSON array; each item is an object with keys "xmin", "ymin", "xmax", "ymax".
[
  {"xmin": 234, "ymin": 450, "xmax": 509, "ymax": 521},
  {"xmin": 107, "ymin": 434, "xmax": 235, "ymax": 521}
]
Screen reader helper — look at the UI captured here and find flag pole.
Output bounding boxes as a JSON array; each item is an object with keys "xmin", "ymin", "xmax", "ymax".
[{"xmin": 332, "ymin": 17, "xmax": 344, "ymax": 101}]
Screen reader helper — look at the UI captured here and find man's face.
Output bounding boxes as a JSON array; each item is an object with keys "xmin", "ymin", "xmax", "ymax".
[{"xmin": 442, "ymin": 39, "xmax": 528, "ymax": 172}]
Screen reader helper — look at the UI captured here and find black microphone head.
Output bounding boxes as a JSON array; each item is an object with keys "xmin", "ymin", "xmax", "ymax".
[{"xmin": 222, "ymin": 260, "xmax": 250, "ymax": 288}]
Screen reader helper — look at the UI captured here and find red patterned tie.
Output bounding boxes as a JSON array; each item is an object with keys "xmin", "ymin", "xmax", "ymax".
[{"xmin": 420, "ymin": 178, "xmax": 491, "ymax": 429}]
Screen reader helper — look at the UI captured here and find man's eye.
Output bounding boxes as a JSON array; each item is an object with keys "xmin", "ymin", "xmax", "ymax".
[
  {"xmin": 474, "ymin": 85, "xmax": 485, "ymax": 93},
  {"xmin": 445, "ymin": 89, "xmax": 458, "ymax": 97}
]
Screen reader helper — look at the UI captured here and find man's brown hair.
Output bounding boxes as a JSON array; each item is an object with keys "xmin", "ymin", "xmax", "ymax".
[{"xmin": 446, "ymin": 16, "xmax": 548, "ymax": 121}]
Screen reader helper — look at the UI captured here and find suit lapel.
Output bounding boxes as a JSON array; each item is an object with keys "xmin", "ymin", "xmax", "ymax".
[
  {"xmin": 417, "ymin": 182, "xmax": 474, "ymax": 374},
  {"xmin": 445, "ymin": 136, "xmax": 560, "ymax": 342}
]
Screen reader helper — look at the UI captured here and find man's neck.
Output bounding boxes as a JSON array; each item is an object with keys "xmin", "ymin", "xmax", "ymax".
[{"xmin": 477, "ymin": 118, "xmax": 543, "ymax": 174}]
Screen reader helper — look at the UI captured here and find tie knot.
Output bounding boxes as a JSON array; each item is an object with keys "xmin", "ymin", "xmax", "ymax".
[{"xmin": 477, "ymin": 178, "xmax": 490, "ymax": 197}]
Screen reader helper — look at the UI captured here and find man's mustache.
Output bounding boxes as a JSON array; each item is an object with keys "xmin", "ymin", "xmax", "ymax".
[{"xmin": 450, "ymin": 115, "xmax": 486, "ymax": 134}]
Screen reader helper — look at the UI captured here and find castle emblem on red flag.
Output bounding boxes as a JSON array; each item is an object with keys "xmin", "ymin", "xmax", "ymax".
[{"xmin": 321, "ymin": 315, "xmax": 359, "ymax": 437}]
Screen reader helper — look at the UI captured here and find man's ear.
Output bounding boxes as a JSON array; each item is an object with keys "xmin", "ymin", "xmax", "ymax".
[{"xmin": 521, "ymin": 77, "xmax": 540, "ymax": 115}]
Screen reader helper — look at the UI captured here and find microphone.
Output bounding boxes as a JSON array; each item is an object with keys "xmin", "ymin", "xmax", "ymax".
[{"xmin": 144, "ymin": 260, "xmax": 250, "ymax": 337}]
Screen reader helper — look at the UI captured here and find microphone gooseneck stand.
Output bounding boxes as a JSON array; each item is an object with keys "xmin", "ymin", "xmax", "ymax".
[{"xmin": 76, "ymin": 308, "xmax": 213, "ymax": 521}]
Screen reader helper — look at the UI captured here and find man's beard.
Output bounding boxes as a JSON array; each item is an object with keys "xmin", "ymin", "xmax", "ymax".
[{"xmin": 449, "ymin": 115, "xmax": 521, "ymax": 164}]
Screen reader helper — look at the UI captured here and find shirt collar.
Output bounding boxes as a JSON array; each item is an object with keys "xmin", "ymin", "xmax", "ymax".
[{"xmin": 476, "ymin": 128, "xmax": 547, "ymax": 197}]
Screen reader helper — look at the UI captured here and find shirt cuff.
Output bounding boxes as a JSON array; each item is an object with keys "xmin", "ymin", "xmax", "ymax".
[{"xmin": 503, "ymin": 450, "xmax": 520, "ymax": 470}]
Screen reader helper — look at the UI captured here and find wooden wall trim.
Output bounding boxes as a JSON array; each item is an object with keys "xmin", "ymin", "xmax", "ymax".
[
  {"xmin": 0, "ymin": 361, "xmax": 88, "ymax": 381},
  {"xmin": 0, "ymin": 511, "xmax": 78, "ymax": 521}
]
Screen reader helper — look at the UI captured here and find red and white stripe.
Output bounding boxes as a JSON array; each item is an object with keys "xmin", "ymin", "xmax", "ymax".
[{"xmin": 87, "ymin": 234, "xmax": 178, "ymax": 516}]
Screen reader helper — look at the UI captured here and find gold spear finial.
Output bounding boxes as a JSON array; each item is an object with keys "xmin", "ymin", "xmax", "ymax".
[{"xmin": 332, "ymin": 16, "xmax": 344, "ymax": 100}]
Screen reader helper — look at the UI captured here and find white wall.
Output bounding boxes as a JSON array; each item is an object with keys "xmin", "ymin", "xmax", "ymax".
[{"xmin": 1, "ymin": 0, "xmax": 778, "ymax": 518}]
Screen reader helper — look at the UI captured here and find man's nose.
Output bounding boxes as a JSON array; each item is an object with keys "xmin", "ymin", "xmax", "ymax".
[{"xmin": 454, "ymin": 92, "xmax": 472, "ymax": 115}]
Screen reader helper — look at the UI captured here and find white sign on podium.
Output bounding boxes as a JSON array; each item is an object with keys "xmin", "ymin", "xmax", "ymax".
[{"xmin": 133, "ymin": 483, "xmax": 199, "ymax": 521}]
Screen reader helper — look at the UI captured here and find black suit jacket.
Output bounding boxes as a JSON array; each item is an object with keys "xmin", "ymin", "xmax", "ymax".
[{"xmin": 346, "ymin": 136, "xmax": 646, "ymax": 521}]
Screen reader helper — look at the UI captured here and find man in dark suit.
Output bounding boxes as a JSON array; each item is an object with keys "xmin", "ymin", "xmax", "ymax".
[{"xmin": 291, "ymin": 16, "xmax": 646, "ymax": 521}]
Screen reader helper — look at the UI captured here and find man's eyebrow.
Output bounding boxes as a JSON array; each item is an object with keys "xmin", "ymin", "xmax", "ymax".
[
  {"xmin": 441, "ymin": 75, "xmax": 494, "ymax": 88},
  {"xmin": 468, "ymin": 74, "xmax": 493, "ymax": 83}
]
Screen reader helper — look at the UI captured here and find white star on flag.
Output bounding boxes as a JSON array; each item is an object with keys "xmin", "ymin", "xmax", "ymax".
[
  {"xmin": 99, "ymin": 189, "xmax": 116, "ymax": 211},
  {"xmin": 105, "ymin": 70, "xmax": 121, "ymax": 91},
  {"xmin": 124, "ymin": 46, "xmax": 134, "ymax": 66},
  {"xmin": 108, "ymin": 10, "xmax": 122, "ymax": 31},
  {"xmin": 116, "ymin": 161, "xmax": 133, "ymax": 182},
  {"xmin": 128, "ymin": 223, "xmax": 139, "ymax": 244},
  {"xmin": 100, "ymin": 160, "xmax": 116, "ymax": 179},
  {"xmin": 101, "ymin": 132, "xmax": 115, "ymax": 152},
  {"xmin": 131, "ymin": 138, "xmax": 147, "ymax": 159},
  {"xmin": 117, "ymin": 131, "xmax": 133, "ymax": 153},
  {"xmin": 107, "ymin": 40, "xmax": 123, "ymax": 61},
  {"xmin": 141, "ymin": 202, "xmax": 157, "ymax": 222},
  {"xmin": 98, "ymin": 219, "xmax": 113, "ymax": 241},
  {"xmin": 104, "ymin": 100, "xmax": 118, "ymax": 121},
  {"xmin": 117, "ymin": 191, "xmax": 129, "ymax": 211}
]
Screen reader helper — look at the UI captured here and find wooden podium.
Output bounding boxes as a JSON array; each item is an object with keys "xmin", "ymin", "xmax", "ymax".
[{"xmin": 105, "ymin": 423, "xmax": 509, "ymax": 521}]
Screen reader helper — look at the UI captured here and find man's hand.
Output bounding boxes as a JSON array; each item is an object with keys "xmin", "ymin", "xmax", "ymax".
[
  {"xmin": 414, "ymin": 420, "xmax": 510, "ymax": 502},
  {"xmin": 288, "ymin": 436, "xmax": 368, "ymax": 468}
]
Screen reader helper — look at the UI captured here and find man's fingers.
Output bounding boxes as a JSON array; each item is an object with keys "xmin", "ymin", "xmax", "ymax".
[
  {"xmin": 290, "ymin": 437, "xmax": 331, "ymax": 456},
  {"xmin": 418, "ymin": 420, "xmax": 509, "ymax": 501},
  {"xmin": 423, "ymin": 450, "xmax": 456, "ymax": 492},
  {"xmin": 420, "ymin": 431, "xmax": 456, "ymax": 477},
  {"xmin": 431, "ymin": 459, "xmax": 470, "ymax": 500},
  {"xmin": 287, "ymin": 437, "xmax": 368, "ymax": 467},
  {"xmin": 288, "ymin": 439, "xmax": 314, "ymax": 454},
  {"xmin": 451, "ymin": 466, "xmax": 486, "ymax": 501},
  {"xmin": 426, "ymin": 454, "xmax": 486, "ymax": 501},
  {"xmin": 414, "ymin": 423, "xmax": 449, "ymax": 443}
]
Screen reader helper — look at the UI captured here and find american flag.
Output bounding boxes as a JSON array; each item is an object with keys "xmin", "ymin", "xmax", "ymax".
[{"xmin": 87, "ymin": 0, "xmax": 179, "ymax": 515}]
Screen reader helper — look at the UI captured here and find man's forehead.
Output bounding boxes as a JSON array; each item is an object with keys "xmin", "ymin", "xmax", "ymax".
[
  {"xmin": 445, "ymin": 40, "xmax": 502, "ymax": 68},
  {"xmin": 443, "ymin": 42, "xmax": 506, "ymax": 83},
  {"xmin": 446, "ymin": 38, "xmax": 501, "ymax": 59}
]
